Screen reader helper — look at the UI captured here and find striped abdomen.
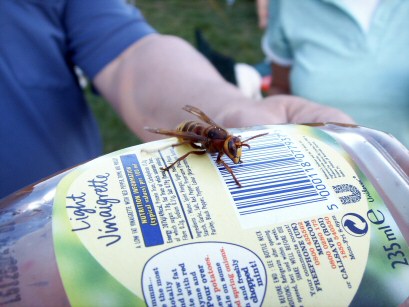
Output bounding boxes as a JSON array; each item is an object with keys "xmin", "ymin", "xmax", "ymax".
[{"xmin": 177, "ymin": 120, "xmax": 228, "ymax": 140}]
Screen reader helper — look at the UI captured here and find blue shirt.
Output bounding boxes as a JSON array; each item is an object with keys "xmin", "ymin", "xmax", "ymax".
[
  {"xmin": 0, "ymin": 0, "xmax": 155, "ymax": 198},
  {"xmin": 263, "ymin": 0, "xmax": 409, "ymax": 147}
]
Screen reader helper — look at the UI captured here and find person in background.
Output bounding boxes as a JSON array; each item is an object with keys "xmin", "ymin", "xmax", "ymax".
[
  {"xmin": 259, "ymin": 0, "xmax": 409, "ymax": 147},
  {"xmin": 0, "ymin": 0, "xmax": 353, "ymax": 199}
]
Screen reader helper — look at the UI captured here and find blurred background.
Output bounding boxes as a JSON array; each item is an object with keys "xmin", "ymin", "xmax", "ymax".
[{"xmin": 87, "ymin": 0, "xmax": 265, "ymax": 153}]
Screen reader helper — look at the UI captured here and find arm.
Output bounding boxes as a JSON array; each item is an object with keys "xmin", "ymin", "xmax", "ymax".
[
  {"xmin": 256, "ymin": 0, "xmax": 269, "ymax": 29},
  {"xmin": 259, "ymin": 0, "xmax": 293, "ymax": 95},
  {"xmin": 94, "ymin": 34, "xmax": 354, "ymax": 142},
  {"xmin": 93, "ymin": 34, "xmax": 250, "ymax": 141}
]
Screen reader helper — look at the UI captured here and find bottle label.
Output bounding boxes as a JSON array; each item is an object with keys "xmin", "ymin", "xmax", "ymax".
[{"xmin": 52, "ymin": 125, "xmax": 409, "ymax": 306}]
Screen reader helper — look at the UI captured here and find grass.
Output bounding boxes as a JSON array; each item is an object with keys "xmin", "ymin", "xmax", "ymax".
[{"xmin": 87, "ymin": 0, "xmax": 264, "ymax": 153}]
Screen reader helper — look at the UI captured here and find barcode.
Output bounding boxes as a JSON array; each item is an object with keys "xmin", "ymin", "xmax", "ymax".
[{"xmin": 213, "ymin": 131, "xmax": 328, "ymax": 216}]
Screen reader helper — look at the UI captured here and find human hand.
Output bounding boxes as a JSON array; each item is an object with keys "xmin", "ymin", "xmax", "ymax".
[
  {"xmin": 215, "ymin": 95, "xmax": 355, "ymax": 128},
  {"xmin": 256, "ymin": 0, "xmax": 269, "ymax": 29},
  {"xmin": 94, "ymin": 35, "xmax": 353, "ymax": 141}
]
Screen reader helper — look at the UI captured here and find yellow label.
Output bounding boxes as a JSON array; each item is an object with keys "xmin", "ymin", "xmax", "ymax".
[{"xmin": 53, "ymin": 125, "xmax": 409, "ymax": 306}]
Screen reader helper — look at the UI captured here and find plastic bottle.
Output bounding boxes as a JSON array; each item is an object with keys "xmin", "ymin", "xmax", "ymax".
[{"xmin": 1, "ymin": 123, "xmax": 408, "ymax": 306}]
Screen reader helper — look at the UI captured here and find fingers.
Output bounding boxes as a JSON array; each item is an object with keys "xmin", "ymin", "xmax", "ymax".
[
  {"xmin": 265, "ymin": 95, "xmax": 356, "ymax": 124},
  {"xmin": 217, "ymin": 96, "xmax": 355, "ymax": 129}
]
